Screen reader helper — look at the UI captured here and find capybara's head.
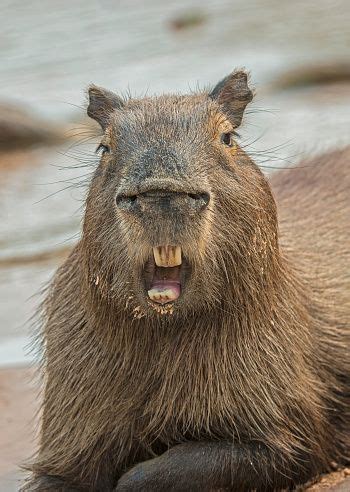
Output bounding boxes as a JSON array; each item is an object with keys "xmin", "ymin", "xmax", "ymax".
[{"xmin": 84, "ymin": 70, "xmax": 279, "ymax": 317}]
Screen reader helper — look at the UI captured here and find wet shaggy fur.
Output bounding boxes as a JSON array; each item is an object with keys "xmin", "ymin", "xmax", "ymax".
[{"xmin": 22, "ymin": 71, "xmax": 350, "ymax": 491}]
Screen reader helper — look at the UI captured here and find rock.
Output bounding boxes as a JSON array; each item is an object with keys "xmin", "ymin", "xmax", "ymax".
[
  {"xmin": 0, "ymin": 102, "xmax": 65, "ymax": 150},
  {"xmin": 168, "ymin": 10, "xmax": 207, "ymax": 31},
  {"xmin": 272, "ymin": 62, "xmax": 350, "ymax": 91}
]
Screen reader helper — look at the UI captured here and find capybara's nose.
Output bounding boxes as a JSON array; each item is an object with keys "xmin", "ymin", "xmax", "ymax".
[{"xmin": 116, "ymin": 190, "xmax": 210, "ymax": 215}]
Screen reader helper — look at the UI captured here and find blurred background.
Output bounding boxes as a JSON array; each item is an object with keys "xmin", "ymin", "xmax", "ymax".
[{"xmin": 0, "ymin": 0, "xmax": 349, "ymax": 490}]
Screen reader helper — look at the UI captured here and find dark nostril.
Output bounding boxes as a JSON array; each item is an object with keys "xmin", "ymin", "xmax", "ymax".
[
  {"xmin": 187, "ymin": 193, "xmax": 198, "ymax": 200},
  {"xmin": 187, "ymin": 192, "xmax": 210, "ymax": 210},
  {"xmin": 116, "ymin": 194, "xmax": 138, "ymax": 209}
]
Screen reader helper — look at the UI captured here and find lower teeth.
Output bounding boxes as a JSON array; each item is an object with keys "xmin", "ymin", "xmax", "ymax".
[{"xmin": 148, "ymin": 283, "xmax": 181, "ymax": 305}]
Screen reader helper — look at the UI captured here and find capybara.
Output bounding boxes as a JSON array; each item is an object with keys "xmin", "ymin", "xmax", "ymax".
[{"xmin": 23, "ymin": 70, "xmax": 350, "ymax": 491}]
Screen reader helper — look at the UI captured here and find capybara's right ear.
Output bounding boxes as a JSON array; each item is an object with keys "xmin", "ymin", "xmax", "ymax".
[
  {"xmin": 209, "ymin": 70, "xmax": 253, "ymax": 127},
  {"xmin": 87, "ymin": 85, "xmax": 125, "ymax": 130}
]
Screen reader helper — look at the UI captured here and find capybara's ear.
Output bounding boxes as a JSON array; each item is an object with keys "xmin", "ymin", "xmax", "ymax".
[
  {"xmin": 209, "ymin": 70, "xmax": 253, "ymax": 127},
  {"xmin": 87, "ymin": 85, "xmax": 125, "ymax": 129}
]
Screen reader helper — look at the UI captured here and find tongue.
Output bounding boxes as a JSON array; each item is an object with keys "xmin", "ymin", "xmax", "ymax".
[{"xmin": 148, "ymin": 280, "xmax": 181, "ymax": 305}]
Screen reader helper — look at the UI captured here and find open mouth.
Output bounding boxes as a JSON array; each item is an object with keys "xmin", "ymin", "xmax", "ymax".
[{"xmin": 144, "ymin": 245, "xmax": 184, "ymax": 305}]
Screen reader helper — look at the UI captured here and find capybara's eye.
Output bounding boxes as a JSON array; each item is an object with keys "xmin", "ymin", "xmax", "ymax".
[
  {"xmin": 220, "ymin": 132, "xmax": 234, "ymax": 147},
  {"xmin": 96, "ymin": 143, "xmax": 111, "ymax": 155}
]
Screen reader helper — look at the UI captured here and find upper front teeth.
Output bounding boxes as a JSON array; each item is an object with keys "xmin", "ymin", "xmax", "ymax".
[{"xmin": 153, "ymin": 245, "xmax": 182, "ymax": 267}]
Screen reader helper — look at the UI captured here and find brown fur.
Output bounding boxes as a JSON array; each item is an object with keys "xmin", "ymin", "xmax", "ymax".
[{"xmin": 22, "ymin": 71, "xmax": 350, "ymax": 491}]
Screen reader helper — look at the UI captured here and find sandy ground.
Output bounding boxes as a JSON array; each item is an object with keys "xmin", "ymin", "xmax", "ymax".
[
  {"xmin": 1, "ymin": 368, "xmax": 350, "ymax": 492},
  {"xmin": 0, "ymin": 366, "xmax": 39, "ymax": 492},
  {"xmin": 306, "ymin": 469, "xmax": 350, "ymax": 491}
]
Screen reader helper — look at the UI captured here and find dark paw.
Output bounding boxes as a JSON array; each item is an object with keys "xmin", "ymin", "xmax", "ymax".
[
  {"xmin": 115, "ymin": 460, "xmax": 161, "ymax": 492},
  {"xmin": 115, "ymin": 446, "xmax": 203, "ymax": 492}
]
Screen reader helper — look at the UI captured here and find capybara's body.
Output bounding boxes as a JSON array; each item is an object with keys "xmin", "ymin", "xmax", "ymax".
[{"xmin": 23, "ymin": 71, "xmax": 350, "ymax": 491}]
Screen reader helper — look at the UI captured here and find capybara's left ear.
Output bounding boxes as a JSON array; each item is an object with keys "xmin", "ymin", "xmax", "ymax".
[
  {"xmin": 87, "ymin": 85, "xmax": 125, "ymax": 130},
  {"xmin": 209, "ymin": 70, "xmax": 253, "ymax": 127}
]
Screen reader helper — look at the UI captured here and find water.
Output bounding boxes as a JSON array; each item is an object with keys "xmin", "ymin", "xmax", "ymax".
[{"xmin": 0, "ymin": 0, "xmax": 349, "ymax": 365}]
